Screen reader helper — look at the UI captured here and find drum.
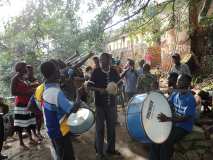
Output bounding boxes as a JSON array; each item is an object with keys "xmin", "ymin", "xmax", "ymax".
[
  {"xmin": 67, "ymin": 104, "xmax": 95, "ymax": 134},
  {"xmin": 106, "ymin": 82, "xmax": 118, "ymax": 95},
  {"xmin": 126, "ymin": 92, "xmax": 172, "ymax": 143}
]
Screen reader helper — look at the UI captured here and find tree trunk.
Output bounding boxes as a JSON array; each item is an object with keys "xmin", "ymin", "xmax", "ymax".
[{"xmin": 189, "ymin": 0, "xmax": 213, "ymax": 74}]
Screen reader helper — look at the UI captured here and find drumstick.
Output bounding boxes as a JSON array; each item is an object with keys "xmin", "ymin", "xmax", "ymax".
[{"xmin": 116, "ymin": 79, "xmax": 123, "ymax": 86}]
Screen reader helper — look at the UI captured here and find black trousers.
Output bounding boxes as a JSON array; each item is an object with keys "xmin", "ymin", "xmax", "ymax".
[
  {"xmin": 0, "ymin": 115, "xmax": 4, "ymax": 154},
  {"xmin": 149, "ymin": 127, "xmax": 189, "ymax": 160},
  {"xmin": 95, "ymin": 105, "xmax": 116, "ymax": 155},
  {"xmin": 51, "ymin": 133, "xmax": 75, "ymax": 160}
]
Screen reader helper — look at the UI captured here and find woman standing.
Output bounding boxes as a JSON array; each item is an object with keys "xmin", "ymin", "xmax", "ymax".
[{"xmin": 11, "ymin": 62, "xmax": 37, "ymax": 149}]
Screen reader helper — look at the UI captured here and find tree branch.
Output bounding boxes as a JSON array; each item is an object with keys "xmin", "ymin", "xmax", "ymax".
[
  {"xmin": 129, "ymin": 1, "xmax": 172, "ymax": 32},
  {"xmin": 171, "ymin": 0, "xmax": 176, "ymax": 28},
  {"xmin": 104, "ymin": 0, "xmax": 151, "ymax": 30}
]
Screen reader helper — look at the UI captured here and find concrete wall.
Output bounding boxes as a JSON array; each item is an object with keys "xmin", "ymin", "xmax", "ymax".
[
  {"xmin": 106, "ymin": 33, "xmax": 148, "ymax": 64},
  {"xmin": 106, "ymin": 33, "xmax": 161, "ymax": 67}
]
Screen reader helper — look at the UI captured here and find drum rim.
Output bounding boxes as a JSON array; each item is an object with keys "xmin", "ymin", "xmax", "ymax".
[
  {"xmin": 69, "ymin": 107, "xmax": 95, "ymax": 135},
  {"xmin": 141, "ymin": 91, "xmax": 173, "ymax": 144},
  {"xmin": 125, "ymin": 93, "xmax": 151, "ymax": 143}
]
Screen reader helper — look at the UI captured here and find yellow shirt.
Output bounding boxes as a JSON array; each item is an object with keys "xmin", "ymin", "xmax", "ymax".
[{"xmin": 34, "ymin": 83, "xmax": 45, "ymax": 102}]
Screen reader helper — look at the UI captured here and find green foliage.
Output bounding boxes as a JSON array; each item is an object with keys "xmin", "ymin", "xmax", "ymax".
[
  {"xmin": 202, "ymin": 83, "xmax": 213, "ymax": 91},
  {"xmin": 0, "ymin": 0, "xmax": 111, "ymax": 96},
  {"xmin": 0, "ymin": 52, "xmax": 14, "ymax": 96}
]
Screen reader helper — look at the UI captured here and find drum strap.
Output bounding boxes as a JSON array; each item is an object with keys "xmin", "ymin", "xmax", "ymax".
[{"xmin": 60, "ymin": 115, "xmax": 70, "ymax": 136}]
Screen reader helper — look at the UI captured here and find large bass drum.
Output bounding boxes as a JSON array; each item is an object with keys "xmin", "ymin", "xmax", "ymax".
[{"xmin": 126, "ymin": 92, "xmax": 172, "ymax": 143}]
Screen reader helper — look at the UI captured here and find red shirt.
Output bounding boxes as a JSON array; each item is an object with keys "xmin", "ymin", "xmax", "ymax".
[{"xmin": 15, "ymin": 79, "xmax": 31, "ymax": 106}]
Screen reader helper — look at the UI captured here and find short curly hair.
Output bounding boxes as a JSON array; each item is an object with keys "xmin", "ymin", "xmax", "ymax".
[
  {"xmin": 15, "ymin": 62, "xmax": 27, "ymax": 73},
  {"xmin": 40, "ymin": 61, "xmax": 57, "ymax": 79}
]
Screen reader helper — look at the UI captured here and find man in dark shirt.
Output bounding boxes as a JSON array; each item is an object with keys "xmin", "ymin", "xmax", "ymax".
[{"xmin": 88, "ymin": 53, "xmax": 120, "ymax": 160}]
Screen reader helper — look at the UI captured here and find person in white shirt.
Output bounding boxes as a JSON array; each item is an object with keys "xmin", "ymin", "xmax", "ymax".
[{"xmin": 170, "ymin": 53, "xmax": 191, "ymax": 77}]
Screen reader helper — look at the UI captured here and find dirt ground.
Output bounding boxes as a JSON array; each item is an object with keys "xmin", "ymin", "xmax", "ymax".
[{"xmin": 3, "ymin": 108, "xmax": 213, "ymax": 160}]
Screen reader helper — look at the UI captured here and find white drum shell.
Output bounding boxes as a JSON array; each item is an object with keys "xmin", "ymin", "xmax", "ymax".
[{"xmin": 142, "ymin": 92, "xmax": 172, "ymax": 143}]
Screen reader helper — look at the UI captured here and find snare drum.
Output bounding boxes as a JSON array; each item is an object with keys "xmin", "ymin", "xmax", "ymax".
[
  {"xmin": 67, "ymin": 105, "xmax": 95, "ymax": 134},
  {"xmin": 126, "ymin": 92, "xmax": 172, "ymax": 143}
]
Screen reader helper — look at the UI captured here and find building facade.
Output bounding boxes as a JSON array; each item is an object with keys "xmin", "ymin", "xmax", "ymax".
[{"xmin": 106, "ymin": 33, "xmax": 148, "ymax": 64}]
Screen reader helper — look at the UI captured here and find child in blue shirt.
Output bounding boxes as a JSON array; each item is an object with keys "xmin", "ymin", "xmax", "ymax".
[
  {"xmin": 150, "ymin": 74, "xmax": 196, "ymax": 160},
  {"xmin": 40, "ymin": 61, "xmax": 81, "ymax": 160}
]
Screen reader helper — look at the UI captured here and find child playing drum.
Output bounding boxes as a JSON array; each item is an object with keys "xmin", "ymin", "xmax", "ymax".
[
  {"xmin": 150, "ymin": 74, "xmax": 196, "ymax": 160},
  {"xmin": 40, "ymin": 61, "xmax": 82, "ymax": 160}
]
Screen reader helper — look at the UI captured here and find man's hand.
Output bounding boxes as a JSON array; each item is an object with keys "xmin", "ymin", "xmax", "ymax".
[
  {"xmin": 73, "ymin": 77, "xmax": 85, "ymax": 88},
  {"xmin": 72, "ymin": 101, "xmax": 81, "ymax": 113},
  {"xmin": 87, "ymin": 86, "xmax": 107, "ymax": 94},
  {"xmin": 30, "ymin": 81, "xmax": 40, "ymax": 88},
  {"xmin": 157, "ymin": 113, "xmax": 171, "ymax": 122}
]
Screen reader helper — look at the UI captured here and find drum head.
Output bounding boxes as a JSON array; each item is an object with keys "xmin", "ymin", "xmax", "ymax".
[
  {"xmin": 67, "ymin": 108, "xmax": 95, "ymax": 134},
  {"xmin": 142, "ymin": 92, "xmax": 172, "ymax": 143}
]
